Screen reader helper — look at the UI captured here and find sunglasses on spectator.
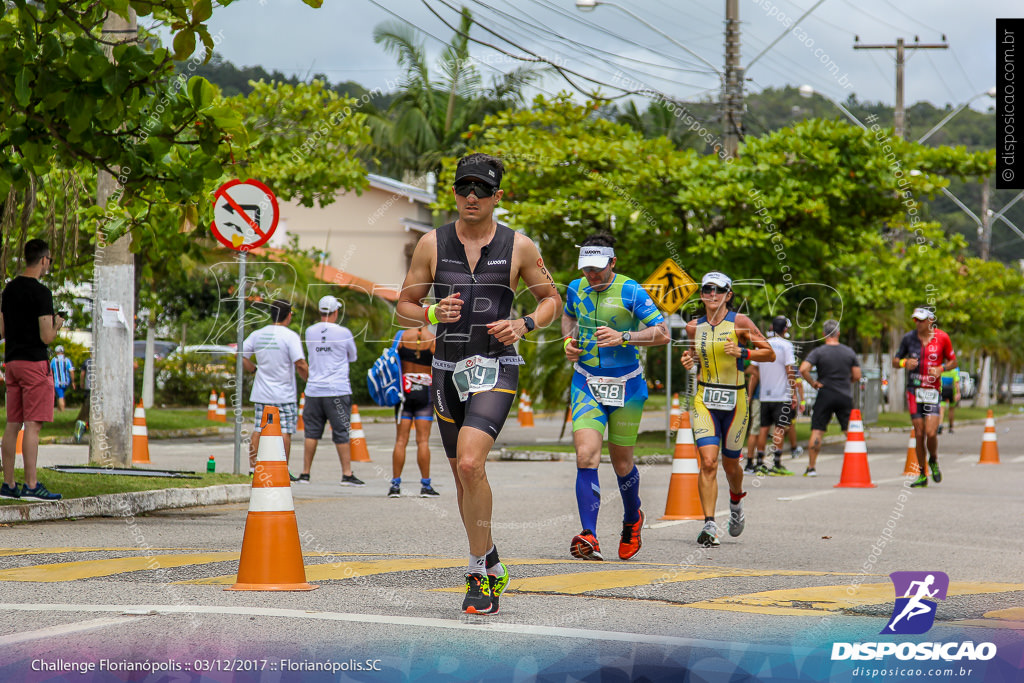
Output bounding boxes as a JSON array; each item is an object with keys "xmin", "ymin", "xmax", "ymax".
[
  {"xmin": 701, "ymin": 284, "xmax": 729, "ymax": 295},
  {"xmin": 453, "ymin": 181, "xmax": 497, "ymax": 198}
]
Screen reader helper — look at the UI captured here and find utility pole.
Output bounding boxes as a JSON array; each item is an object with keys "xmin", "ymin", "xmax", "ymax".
[
  {"xmin": 853, "ymin": 36, "xmax": 946, "ymax": 412},
  {"xmin": 854, "ymin": 36, "xmax": 948, "ymax": 138},
  {"xmin": 980, "ymin": 176, "xmax": 992, "ymax": 261},
  {"xmin": 722, "ymin": 0, "xmax": 743, "ymax": 159},
  {"xmin": 91, "ymin": 10, "xmax": 138, "ymax": 467}
]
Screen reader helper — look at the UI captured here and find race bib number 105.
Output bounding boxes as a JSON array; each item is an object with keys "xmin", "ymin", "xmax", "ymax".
[{"xmin": 702, "ymin": 386, "xmax": 737, "ymax": 411}]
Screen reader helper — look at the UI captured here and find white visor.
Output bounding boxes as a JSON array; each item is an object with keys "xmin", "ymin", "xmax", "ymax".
[
  {"xmin": 578, "ymin": 246, "xmax": 614, "ymax": 270},
  {"xmin": 911, "ymin": 307, "xmax": 934, "ymax": 321},
  {"xmin": 701, "ymin": 271, "xmax": 732, "ymax": 289}
]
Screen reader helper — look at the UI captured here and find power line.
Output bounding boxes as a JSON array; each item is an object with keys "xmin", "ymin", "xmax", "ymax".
[
  {"xmin": 837, "ymin": 0, "xmax": 917, "ymax": 35},
  {"xmin": 881, "ymin": 0, "xmax": 943, "ymax": 35}
]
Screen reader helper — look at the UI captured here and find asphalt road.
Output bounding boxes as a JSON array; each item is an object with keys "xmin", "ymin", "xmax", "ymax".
[{"xmin": 3, "ymin": 413, "xmax": 1023, "ymax": 682}]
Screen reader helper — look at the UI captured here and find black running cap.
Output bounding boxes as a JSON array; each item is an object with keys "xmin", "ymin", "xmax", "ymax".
[{"xmin": 454, "ymin": 159, "xmax": 502, "ymax": 188}]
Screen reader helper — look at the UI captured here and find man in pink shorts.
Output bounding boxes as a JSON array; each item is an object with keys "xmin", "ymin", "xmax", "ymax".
[{"xmin": 0, "ymin": 238, "xmax": 64, "ymax": 501}]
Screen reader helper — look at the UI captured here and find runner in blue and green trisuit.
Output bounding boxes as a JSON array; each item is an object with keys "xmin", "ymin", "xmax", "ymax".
[{"xmin": 562, "ymin": 233, "xmax": 669, "ymax": 562}]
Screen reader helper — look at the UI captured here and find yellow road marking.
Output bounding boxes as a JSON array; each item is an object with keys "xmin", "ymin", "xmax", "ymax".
[
  {"xmin": 686, "ymin": 582, "xmax": 1024, "ymax": 616},
  {"xmin": 0, "ymin": 553, "xmax": 240, "ymax": 582},
  {"xmin": 180, "ymin": 557, "xmax": 573, "ymax": 586},
  {"xmin": 433, "ymin": 566, "xmax": 845, "ymax": 594}
]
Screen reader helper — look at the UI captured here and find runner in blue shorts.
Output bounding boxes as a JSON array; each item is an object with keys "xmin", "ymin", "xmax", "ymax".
[{"xmin": 562, "ymin": 233, "xmax": 669, "ymax": 561}]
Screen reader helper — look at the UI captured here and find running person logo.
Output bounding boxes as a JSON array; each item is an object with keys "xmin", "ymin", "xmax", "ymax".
[{"xmin": 882, "ymin": 571, "xmax": 949, "ymax": 635}]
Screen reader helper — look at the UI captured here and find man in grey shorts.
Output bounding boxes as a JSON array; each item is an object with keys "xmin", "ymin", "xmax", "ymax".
[{"xmin": 299, "ymin": 295, "xmax": 364, "ymax": 486}]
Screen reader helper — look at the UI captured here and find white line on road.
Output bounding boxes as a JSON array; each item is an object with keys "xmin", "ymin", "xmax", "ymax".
[
  {"xmin": 778, "ymin": 475, "xmax": 921, "ymax": 501},
  {"xmin": 1011, "ymin": 456, "xmax": 1024, "ymax": 463},
  {"xmin": 0, "ymin": 603, "xmax": 810, "ymax": 654},
  {"xmin": 649, "ymin": 508, "xmax": 729, "ymax": 529},
  {"xmin": 0, "ymin": 615, "xmax": 139, "ymax": 647}
]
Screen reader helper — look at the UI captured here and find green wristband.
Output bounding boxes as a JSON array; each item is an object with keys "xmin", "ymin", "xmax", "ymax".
[
  {"xmin": 563, "ymin": 337, "xmax": 573, "ymax": 351},
  {"xmin": 426, "ymin": 304, "xmax": 440, "ymax": 325}
]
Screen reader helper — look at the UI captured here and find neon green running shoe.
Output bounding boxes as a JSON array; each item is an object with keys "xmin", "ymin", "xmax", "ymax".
[{"xmin": 483, "ymin": 563, "xmax": 509, "ymax": 615}]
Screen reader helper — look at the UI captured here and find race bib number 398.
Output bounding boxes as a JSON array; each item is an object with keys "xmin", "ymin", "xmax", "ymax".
[
  {"xmin": 586, "ymin": 376, "xmax": 626, "ymax": 407},
  {"xmin": 452, "ymin": 355, "xmax": 500, "ymax": 402}
]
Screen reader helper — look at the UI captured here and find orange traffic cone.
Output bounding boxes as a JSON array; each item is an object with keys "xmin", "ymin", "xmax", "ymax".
[
  {"xmin": 519, "ymin": 391, "xmax": 535, "ymax": 428},
  {"xmin": 978, "ymin": 410, "xmax": 1000, "ymax": 464},
  {"xmin": 349, "ymin": 404, "xmax": 371, "ymax": 462},
  {"xmin": 659, "ymin": 412, "xmax": 704, "ymax": 520},
  {"xmin": 297, "ymin": 393, "xmax": 306, "ymax": 432},
  {"xmin": 15, "ymin": 425, "xmax": 24, "ymax": 457},
  {"xmin": 132, "ymin": 400, "xmax": 150, "ymax": 464},
  {"xmin": 216, "ymin": 392, "xmax": 227, "ymax": 422},
  {"xmin": 834, "ymin": 409, "xmax": 875, "ymax": 488},
  {"xmin": 227, "ymin": 406, "xmax": 318, "ymax": 592},
  {"xmin": 670, "ymin": 393, "xmax": 682, "ymax": 430},
  {"xmin": 903, "ymin": 424, "xmax": 921, "ymax": 476},
  {"xmin": 207, "ymin": 390, "xmax": 218, "ymax": 421}
]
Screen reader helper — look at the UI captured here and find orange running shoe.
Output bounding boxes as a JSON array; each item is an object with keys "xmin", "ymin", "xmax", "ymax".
[
  {"xmin": 570, "ymin": 530, "xmax": 604, "ymax": 561},
  {"xmin": 618, "ymin": 510, "xmax": 645, "ymax": 560}
]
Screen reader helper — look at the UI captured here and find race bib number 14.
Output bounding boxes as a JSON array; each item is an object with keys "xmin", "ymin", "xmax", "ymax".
[{"xmin": 452, "ymin": 355, "xmax": 500, "ymax": 402}]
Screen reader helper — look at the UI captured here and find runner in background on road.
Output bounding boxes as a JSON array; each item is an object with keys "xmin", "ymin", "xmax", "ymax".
[
  {"xmin": 396, "ymin": 153, "xmax": 561, "ymax": 615},
  {"xmin": 743, "ymin": 361, "xmax": 762, "ymax": 473},
  {"xmin": 300, "ymin": 295, "xmax": 364, "ymax": 487},
  {"xmin": 389, "ymin": 326, "xmax": 439, "ymax": 498},
  {"xmin": 562, "ymin": 233, "xmax": 669, "ymax": 562},
  {"xmin": 680, "ymin": 272, "xmax": 774, "ymax": 547},
  {"xmin": 781, "ymin": 324, "xmax": 805, "ymax": 461},
  {"xmin": 799, "ymin": 319, "xmax": 861, "ymax": 477},
  {"xmin": 49, "ymin": 345, "xmax": 74, "ymax": 412},
  {"xmin": 893, "ymin": 307, "xmax": 957, "ymax": 488},
  {"xmin": 752, "ymin": 316, "xmax": 800, "ymax": 476},
  {"xmin": 938, "ymin": 366, "xmax": 960, "ymax": 435}
]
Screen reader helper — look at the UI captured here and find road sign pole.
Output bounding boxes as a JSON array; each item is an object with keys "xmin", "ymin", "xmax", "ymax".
[
  {"xmin": 233, "ymin": 251, "xmax": 246, "ymax": 475},
  {"xmin": 665, "ymin": 335, "xmax": 672, "ymax": 448}
]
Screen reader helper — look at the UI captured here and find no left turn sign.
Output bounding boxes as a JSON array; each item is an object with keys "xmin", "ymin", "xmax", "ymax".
[{"xmin": 211, "ymin": 178, "xmax": 280, "ymax": 251}]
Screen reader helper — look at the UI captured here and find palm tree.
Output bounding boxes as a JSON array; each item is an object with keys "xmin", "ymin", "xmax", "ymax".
[{"xmin": 370, "ymin": 7, "xmax": 544, "ymax": 178}]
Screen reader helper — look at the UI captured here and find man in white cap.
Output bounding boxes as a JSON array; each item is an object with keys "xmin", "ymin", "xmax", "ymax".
[
  {"xmin": 893, "ymin": 307, "xmax": 957, "ymax": 487},
  {"xmin": 562, "ymin": 232, "xmax": 669, "ymax": 562},
  {"xmin": 49, "ymin": 345, "xmax": 75, "ymax": 412},
  {"xmin": 299, "ymin": 295, "xmax": 363, "ymax": 486}
]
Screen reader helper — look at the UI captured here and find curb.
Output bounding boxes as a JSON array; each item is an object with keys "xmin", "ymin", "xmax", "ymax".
[
  {"xmin": 41, "ymin": 426, "xmax": 231, "ymax": 445},
  {"xmin": 0, "ymin": 484, "xmax": 251, "ymax": 524}
]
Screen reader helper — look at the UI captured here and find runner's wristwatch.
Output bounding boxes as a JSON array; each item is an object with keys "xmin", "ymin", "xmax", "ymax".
[
  {"xmin": 621, "ymin": 331, "xmax": 631, "ymax": 345},
  {"xmin": 522, "ymin": 316, "xmax": 535, "ymax": 335}
]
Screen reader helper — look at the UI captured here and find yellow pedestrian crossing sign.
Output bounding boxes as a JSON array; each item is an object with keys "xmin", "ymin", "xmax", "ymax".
[{"xmin": 642, "ymin": 259, "xmax": 697, "ymax": 314}]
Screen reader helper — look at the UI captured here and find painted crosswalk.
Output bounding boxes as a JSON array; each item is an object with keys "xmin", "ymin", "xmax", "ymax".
[{"xmin": 0, "ymin": 547, "xmax": 1021, "ymax": 631}]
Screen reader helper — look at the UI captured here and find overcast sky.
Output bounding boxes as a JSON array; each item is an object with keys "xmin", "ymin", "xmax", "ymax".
[{"xmin": 168, "ymin": 0, "xmax": 1009, "ymax": 112}]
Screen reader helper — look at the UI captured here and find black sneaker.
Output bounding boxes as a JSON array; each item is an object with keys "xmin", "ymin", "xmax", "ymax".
[
  {"xmin": 341, "ymin": 474, "xmax": 365, "ymax": 487},
  {"xmin": 21, "ymin": 483, "xmax": 62, "ymax": 501},
  {"xmin": 462, "ymin": 573, "xmax": 492, "ymax": 614},
  {"xmin": 743, "ymin": 460, "xmax": 756, "ymax": 473},
  {"xmin": 483, "ymin": 564, "xmax": 509, "ymax": 614},
  {"xmin": 289, "ymin": 473, "xmax": 300, "ymax": 482},
  {"xmin": 420, "ymin": 485, "xmax": 440, "ymax": 497},
  {"xmin": 910, "ymin": 474, "xmax": 928, "ymax": 488},
  {"xmin": 929, "ymin": 460, "xmax": 942, "ymax": 484},
  {"xmin": 388, "ymin": 484, "xmax": 401, "ymax": 498},
  {"xmin": 0, "ymin": 482, "xmax": 22, "ymax": 499},
  {"xmin": 937, "ymin": 425, "xmax": 943, "ymax": 435},
  {"xmin": 296, "ymin": 473, "xmax": 310, "ymax": 484}
]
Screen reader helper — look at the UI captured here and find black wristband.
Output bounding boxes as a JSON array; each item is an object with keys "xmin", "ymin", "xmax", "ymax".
[{"xmin": 741, "ymin": 348, "xmax": 749, "ymax": 360}]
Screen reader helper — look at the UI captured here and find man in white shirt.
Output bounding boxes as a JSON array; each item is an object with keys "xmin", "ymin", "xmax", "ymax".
[
  {"xmin": 752, "ymin": 316, "xmax": 799, "ymax": 476},
  {"xmin": 299, "ymin": 295, "xmax": 364, "ymax": 487},
  {"xmin": 243, "ymin": 299, "xmax": 308, "ymax": 474}
]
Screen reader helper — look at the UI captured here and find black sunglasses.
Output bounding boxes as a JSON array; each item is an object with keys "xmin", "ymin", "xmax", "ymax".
[
  {"xmin": 701, "ymin": 284, "xmax": 729, "ymax": 295},
  {"xmin": 453, "ymin": 181, "xmax": 496, "ymax": 198}
]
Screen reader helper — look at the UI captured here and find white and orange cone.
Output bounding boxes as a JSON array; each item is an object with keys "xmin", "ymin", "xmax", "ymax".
[
  {"xmin": 216, "ymin": 392, "xmax": 227, "ymax": 423},
  {"xmin": 834, "ymin": 409, "xmax": 875, "ymax": 488},
  {"xmin": 349, "ymin": 404, "xmax": 371, "ymax": 462},
  {"xmin": 15, "ymin": 425, "xmax": 24, "ymax": 457},
  {"xmin": 227, "ymin": 406, "xmax": 318, "ymax": 592},
  {"xmin": 297, "ymin": 393, "xmax": 306, "ymax": 432},
  {"xmin": 670, "ymin": 393, "xmax": 682, "ymax": 430},
  {"xmin": 132, "ymin": 400, "xmax": 150, "ymax": 464},
  {"xmin": 903, "ymin": 424, "xmax": 920, "ymax": 476},
  {"xmin": 518, "ymin": 391, "xmax": 535, "ymax": 428},
  {"xmin": 978, "ymin": 410, "xmax": 1000, "ymax": 464},
  {"xmin": 207, "ymin": 389, "xmax": 218, "ymax": 421},
  {"xmin": 659, "ymin": 412, "xmax": 703, "ymax": 520}
]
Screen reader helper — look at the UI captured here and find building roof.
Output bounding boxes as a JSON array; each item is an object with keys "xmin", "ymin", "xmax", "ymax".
[{"xmin": 367, "ymin": 174, "xmax": 435, "ymax": 205}]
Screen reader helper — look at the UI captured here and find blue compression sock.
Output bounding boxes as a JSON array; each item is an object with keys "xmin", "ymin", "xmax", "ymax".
[
  {"xmin": 617, "ymin": 465, "xmax": 642, "ymax": 524},
  {"xmin": 576, "ymin": 468, "xmax": 601, "ymax": 532}
]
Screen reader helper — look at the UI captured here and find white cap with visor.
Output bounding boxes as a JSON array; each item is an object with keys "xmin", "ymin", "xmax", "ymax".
[{"xmin": 578, "ymin": 246, "xmax": 614, "ymax": 270}]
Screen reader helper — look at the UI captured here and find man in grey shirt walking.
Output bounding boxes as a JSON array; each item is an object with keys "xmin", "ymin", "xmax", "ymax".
[{"xmin": 798, "ymin": 319, "xmax": 861, "ymax": 477}]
